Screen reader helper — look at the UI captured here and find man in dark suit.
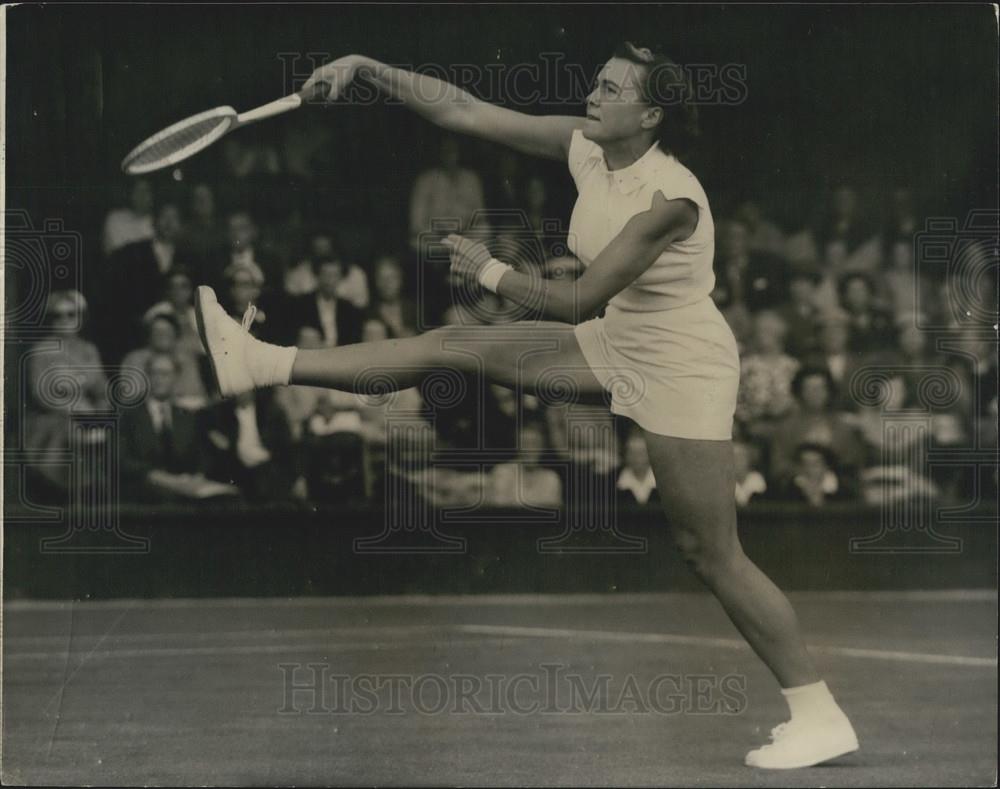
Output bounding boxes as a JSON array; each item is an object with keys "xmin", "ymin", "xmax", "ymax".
[
  {"xmin": 103, "ymin": 203, "xmax": 191, "ymax": 363},
  {"xmin": 119, "ymin": 352, "xmax": 205, "ymax": 501},
  {"xmin": 203, "ymin": 389, "xmax": 299, "ymax": 501},
  {"xmin": 279, "ymin": 256, "xmax": 363, "ymax": 346}
]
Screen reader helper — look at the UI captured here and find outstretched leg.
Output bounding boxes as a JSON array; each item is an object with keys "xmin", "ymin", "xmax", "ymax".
[
  {"xmin": 641, "ymin": 430, "xmax": 858, "ymax": 768},
  {"xmin": 196, "ymin": 286, "xmax": 606, "ymax": 398}
]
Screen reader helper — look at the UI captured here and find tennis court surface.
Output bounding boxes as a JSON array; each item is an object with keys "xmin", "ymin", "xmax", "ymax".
[{"xmin": 3, "ymin": 591, "xmax": 996, "ymax": 786}]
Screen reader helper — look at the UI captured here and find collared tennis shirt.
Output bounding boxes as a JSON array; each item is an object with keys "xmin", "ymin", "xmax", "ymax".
[{"xmin": 566, "ymin": 130, "xmax": 716, "ymax": 314}]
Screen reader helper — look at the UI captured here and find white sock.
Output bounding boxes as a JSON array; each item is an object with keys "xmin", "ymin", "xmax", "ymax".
[
  {"xmin": 246, "ymin": 338, "xmax": 298, "ymax": 388},
  {"xmin": 781, "ymin": 680, "xmax": 841, "ymax": 721}
]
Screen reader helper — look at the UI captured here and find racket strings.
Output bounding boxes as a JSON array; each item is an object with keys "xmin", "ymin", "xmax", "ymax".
[{"xmin": 123, "ymin": 111, "xmax": 234, "ymax": 173}]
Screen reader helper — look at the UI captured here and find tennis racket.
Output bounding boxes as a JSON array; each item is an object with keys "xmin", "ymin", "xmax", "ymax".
[{"xmin": 121, "ymin": 80, "xmax": 331, "ymax": 175}]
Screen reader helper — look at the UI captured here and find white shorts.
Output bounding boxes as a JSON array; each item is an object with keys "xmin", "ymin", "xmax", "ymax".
[{"xmin": 574, "ymin": 298, "xmax": 740, "ymax": 440}]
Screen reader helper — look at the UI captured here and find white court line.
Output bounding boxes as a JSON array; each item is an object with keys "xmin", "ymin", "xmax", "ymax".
[
  {"xmin": 3, "ymin": 588, "xmax": 996, "ymax": 612},
  {"xmin": 455, "ymin": 625, "xmax": 999, "ymax": 669},
  {"xmin": 4, "ymin": 624, "xmax": 465, "ymax": 647},
  {"xmin": 3, "ymin": 623, "xmax": 995, "ymax": 669},
  {"xmin": 3, "ymin": 634, "xmax": 518, "ymax": 662}
]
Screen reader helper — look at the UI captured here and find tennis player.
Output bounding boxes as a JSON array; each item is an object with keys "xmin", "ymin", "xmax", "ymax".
[{"xmin": 195, "ymin": 43, "xmax": 859, "ymax": 768}]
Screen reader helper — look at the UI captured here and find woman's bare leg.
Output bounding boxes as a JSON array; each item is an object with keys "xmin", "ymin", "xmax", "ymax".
[
  {"xmin": 642, "ymin": 431, "xmax": 819, "ymax": 686},
  {"xmin": 642, "ymin": 431, "xmax": 858, "ymax": 768},
  {"xmin": 290, "ymin": 322, "xmax": 608, "ymax": 398}
]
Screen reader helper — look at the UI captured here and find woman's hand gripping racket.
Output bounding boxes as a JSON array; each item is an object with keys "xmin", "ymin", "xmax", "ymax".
[{"xmin": 121, "ymin": 80, "xmax": 332, "ymax": 174}]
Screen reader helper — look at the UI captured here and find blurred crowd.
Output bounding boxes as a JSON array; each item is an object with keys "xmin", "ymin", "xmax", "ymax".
[{"xmin": 21, "ymin": 130, "xmax": 998, "ymax": 511}]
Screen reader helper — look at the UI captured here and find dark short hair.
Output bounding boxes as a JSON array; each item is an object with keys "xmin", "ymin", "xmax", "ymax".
[{"xmin": 612, "ymin": 42, "xmax": 700, "ymax": 157}]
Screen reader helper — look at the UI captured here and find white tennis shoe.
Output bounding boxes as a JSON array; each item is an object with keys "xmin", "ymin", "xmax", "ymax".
[
  {"xmin": 745, "ymin": 711, "xmax": 859, "ymax": 769},
  {"xmin": 194, "ymin": 286, "xmax": 257, "ymax": 398}
]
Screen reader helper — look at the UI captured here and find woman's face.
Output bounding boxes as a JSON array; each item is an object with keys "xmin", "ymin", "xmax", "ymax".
[
  {"xmin": 167, "ymin": 275, "xmax": 193, "ymax": 309},
  {"xmin": 49, "ymin": 299, "xmax": 80, "ymax": 336},
  {"xmin": 583, "ymin": 57, "xmax": 653, "ymax": 145},
  {"xmin": 149, "ymin": 319, "xmax": 178, "ymax": 353}
]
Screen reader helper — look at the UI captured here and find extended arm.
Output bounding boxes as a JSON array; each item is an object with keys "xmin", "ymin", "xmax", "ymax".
[
  {"xmin": 303, "ymin": 55, "xmax": 584, "ymax": 161},
  {"xmin": 445, "ymin": 192, "xmax": 700, "ymax": 323}
]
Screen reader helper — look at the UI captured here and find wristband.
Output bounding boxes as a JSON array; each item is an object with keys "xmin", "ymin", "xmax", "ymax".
[{"xmin": 478, "ymin": 258, "xmax": 513, "ymax": 293}]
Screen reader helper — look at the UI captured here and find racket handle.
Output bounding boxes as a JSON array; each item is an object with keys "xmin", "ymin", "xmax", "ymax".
[{"xmin": 235, "ymin": 81, "xmax": 332, "ymax": 126}]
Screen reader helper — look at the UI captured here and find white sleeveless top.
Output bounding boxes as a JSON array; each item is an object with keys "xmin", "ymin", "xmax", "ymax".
[{"xmin": 566, "ymin": 129, "xmax": 716, "ymax": 313}]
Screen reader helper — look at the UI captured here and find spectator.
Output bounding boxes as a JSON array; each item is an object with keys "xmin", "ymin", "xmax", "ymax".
[
  {"xmin": 106, "ymin": 202, "xmax": 187, "ymax": 361},
  {"xmin": 368, "ymin": 254, "xmax": 418, "ymax": 338},
  {"xmin": 556, "ymin": 410, "xmax": 620, "ymax": 508},
  {"xmin": 712, "ymin": 218, "xmax": 789, "ymax": 313},
  {"xmin": 734, "ymin": 200, "xmax": 786, "ymax": 257},
  {"xmin": 882, "ymin": 187, "xmax": 920, "ymax": 242},
  {"xmin": 848, "ymin": 373, "xmax": 938, "ymax": 506},
  {"xmin": 282, "ymin": 256, "xmax": 364, "ymax": 347},
  {"xmin": 779, "ymin": 263, "xmax": 823, "ymax": 359},
  {"xmin": 25, "ymin": 291, "xmax": 110, "ymax": 494},
  {"xmin": 144, "ymin": 267, "xmax": 203, "ymax": 362},
  {"xmin": 301, "ymin": 393, "xmax": 368, "ymax": 504},
  {"xmin": 778, "ymin": 443, "xmax": 852, "ymax": 506},
  {"xmin": 283, "ymin": 232, "xmax": 370, "ymax": 310},
  {"xmin": 204, "ymin": 390, "xmax": 297, "ymax": 501},
  {"xmin": 180, "ymin": 183, "xmax": 226, "ymax": 268},
  {"xmin": 119, "ymin": 353, "xmax": 231, "ymax": 501},
  {"xmin": 838, "ymin": 272, "xmax": 893, "ymax": 353},
  {"xmin": 122, "ymin": 311, "xmax": 208, "ymax": 411},
  {"xmin": 807, "ymin": 309, "xmax": 862, "ymax": 409},
  {"xmin": 814, "ymin": 185, "xmax": 881, "ymax": 272},
  {"xmin": 488, "ymin": 421, "xmax": 563, "ymax": 508},
  {"xmin": 102, "ymin": 178, "xmax": 154, "ymax": 256},
  {"xmin": 733, "ymin": 440, "xmax": 767, "ymax": 507},
  {"xmin": 502, "ymin": 175, "xmax": 564, "ymax": 266},
  {"xmin": 220, "ymin": 136, "xmax": 280, "ymax": 179},
  {"xmin": 928, "ymin": 411, "xmax": 974, "ymax": 502},
  {"xmin": 854, "ymin": 392, "xmax": 941, "ymax": 505},
  {"xmin": 225, "ymin": 210, "xmax": 280, "ymax": 285},
  {"xmin": 222, "ymin": 259, "xmax": 277, "ymax": 339},
  {"xmin": 769, "ymin": 366, "xmax": 865, "ymax": 484},
  {"xmin": 273, "ymin": 326, "xmax": 329, "ymax": 441},
  {"xmin": 409, "ymin": 134, "xmax": 487, "ymax": 251},
  {"xmin": 736, "ymin": 310, "xmax": 800, "ymax": 437},
  {"xmin": 353, "ymin": 318, "xmax": 429, "ymax": 496},
  {"xmin": 616, "ymin": 428, "xmax": 658, "ymax": 506}
]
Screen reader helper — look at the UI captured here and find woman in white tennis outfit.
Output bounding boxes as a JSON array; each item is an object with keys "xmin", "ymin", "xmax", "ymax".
[{"xmin": 195, "ymin": 43, "xmax": 858, "ymax": 769}]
